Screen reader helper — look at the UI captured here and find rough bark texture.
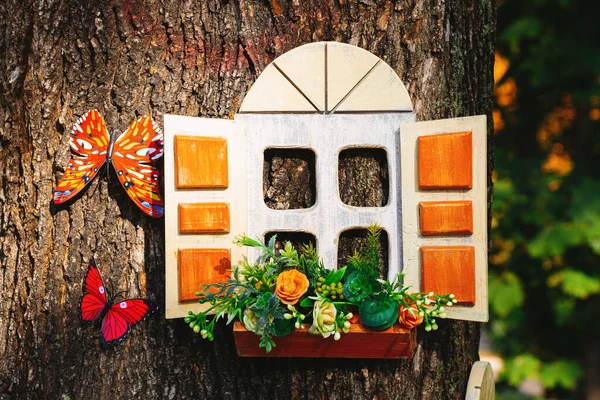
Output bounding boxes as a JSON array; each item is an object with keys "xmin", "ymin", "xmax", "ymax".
[
  {"xmin": 264, "ymin": 149, "xmax": 315, "ymax": 210},
  {"xmin": 339, "ymin": 149, "xmax": 389, "ymax": 208},
  {"xmin": 0, "ymin": 0, "xmax": 495, "ymax": 399}
]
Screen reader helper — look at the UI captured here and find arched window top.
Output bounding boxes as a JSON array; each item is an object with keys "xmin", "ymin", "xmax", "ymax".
[{"xmin": 239, "ymin": 42, "xmax": 413, "ymax": 114}]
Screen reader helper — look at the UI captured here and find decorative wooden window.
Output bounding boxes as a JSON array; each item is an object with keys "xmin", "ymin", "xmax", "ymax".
[{"xmin": 164, "ymin": 42, "xmax": 488, "ymax": 326}]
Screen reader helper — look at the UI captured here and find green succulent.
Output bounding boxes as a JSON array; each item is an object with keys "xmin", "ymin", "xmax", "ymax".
[
  {"xmin": 358, "ymin": 295, "xmax": 399, "ymax": 331},
  {"xmin": 272, "ymin": 317, "xmax": 296, "ymax": 337},
  {"xmin": 342, "ymin": 272, "xmax": 373, "ymax": 303}
]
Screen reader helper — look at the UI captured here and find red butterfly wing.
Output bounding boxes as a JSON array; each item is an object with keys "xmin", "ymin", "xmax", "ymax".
[
  {"xmin": 100, "ymin": 299, "xmax": 157, "ymax": 347},
  {"xmin": 54, "ymin": 110, "xmax": 110, "ymax": 204},
  {"xmin": 111, "ymin": 116, "xmax": 164, "ymax": 218},
  {"xmin": 79, "ymin": 258, "xmax": 108, "ymax": 322}
]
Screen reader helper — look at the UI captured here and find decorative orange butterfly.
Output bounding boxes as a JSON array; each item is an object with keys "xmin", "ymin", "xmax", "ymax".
[{"xmin": 54, "ymin": 110, "xmax": 164, "ymax": 218}]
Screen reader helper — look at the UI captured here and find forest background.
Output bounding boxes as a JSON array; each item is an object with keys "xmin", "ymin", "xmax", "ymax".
[{"xmin": 491, "ymin": 0, "xmax": 600, "ymax": 399}]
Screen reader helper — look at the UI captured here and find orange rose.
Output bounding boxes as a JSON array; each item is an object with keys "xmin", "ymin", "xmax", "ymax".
[
  {"xmin": 398, "ymin": 301, "xmax": 424, "ymax": 329},
  {"xmin": 275, "ymin": 269, "xmax": 309, "ymax": 305}
]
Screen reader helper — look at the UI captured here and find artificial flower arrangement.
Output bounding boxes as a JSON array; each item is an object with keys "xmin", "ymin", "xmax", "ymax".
[{"xmin": 185, "ymin": 224, "xmax": 457, "ymax": 353}]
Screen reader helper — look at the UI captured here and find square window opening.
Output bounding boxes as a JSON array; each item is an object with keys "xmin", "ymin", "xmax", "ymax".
[
  {"xmin": 264, "ymin": 231, "xmax": 317, "ymax": 254},
  {"xmin": 338, "ymin": 148, "xmax": 389, "ymax": 207},
  {"xmin": 337, "ymin": 228, "xmax": 389, "ymax": 278},
  {"xmin": 263, "ymin": 148, "xmax": 316, "ymax": 210}
]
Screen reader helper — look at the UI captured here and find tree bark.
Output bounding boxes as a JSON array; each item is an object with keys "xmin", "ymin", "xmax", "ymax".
[{"xmin": 0, "ymin": 0, "xmax": 495, "ymax": 399}]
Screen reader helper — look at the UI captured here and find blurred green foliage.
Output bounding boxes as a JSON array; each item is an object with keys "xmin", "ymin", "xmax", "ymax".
[{"xmin": 492, "ymin": 0, "xmax": 600, "ymax": 397}]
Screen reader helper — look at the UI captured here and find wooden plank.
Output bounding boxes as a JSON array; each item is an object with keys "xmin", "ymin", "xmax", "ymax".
[
  {"xmin": 178, "ymin": 202, "xmax": 230, "ymax": 234},
  {"xmin": 233, "ymin": 322, "xmax": 416, "ymax": 358},
  {"xmin": 327, "ymin": 42, "xmax": 380, "ymax": 112},
  {"xmin": 419, "ymin": 200, "xmax": 473, "ymax": 235},
  {"xmin": 271, "ymin": 42, "xmax": 326, "ymax": 112},
  {"xmin": 336, "ymin": 61, "xmax": 413, "ymax": 112},
  {"xmin": 239, "ymin": 63, "xmax": 318, "ymax": 113},
  {"xmin": 175, "ymin": 135, "xmax": 228, "ymax": 189},
  {"xmin": 421, "ymin": 246, "xmax": 476, "ymax": 305},
  {"xmin": 465, "ymin": 361, "xmax": 495, "ymax": 400},
  {"xmin": 418, "ymin": 131, "xmax": 472, "ymax": 189},
  {"xmin": 178, "ymin": 248, "xmax": 231, "ymax": 303}
]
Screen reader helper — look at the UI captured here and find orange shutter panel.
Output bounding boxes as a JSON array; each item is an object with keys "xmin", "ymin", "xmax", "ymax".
[
  {"xmin": 178, "ymin": 249, "xmax": 231, "ymax": 302},
  {"xmin": 178, "ymin": 203, "xmax": 231, "ymax": 234},
  {"xmin": 174, "ymin": 135, "xmax": 229, "ymax": 189},
  {"xmin": 401, "ymin": 115, "xmax": 487, "ymax": 322},
  {"xmin": 165, "ymin": 115, "xmax": 247, "ymax": 319},
  {"xmin": 418, "ymin": 131, "xmax": 472, "ymax": 189},
  {"xmin": 421, "ymin": 246, "xmax": 476, "ymax": 305},
  {"xmin": 419, "ymin": 201, "xmax": 473, "ymax": 235}
]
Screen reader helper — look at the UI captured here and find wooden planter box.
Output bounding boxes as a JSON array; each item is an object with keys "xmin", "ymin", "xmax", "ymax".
[{"xmin": 233, "ymin": 322, "xmax": 416, "ymax": 358}]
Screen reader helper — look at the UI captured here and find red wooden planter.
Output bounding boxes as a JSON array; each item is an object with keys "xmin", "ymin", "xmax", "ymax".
[{"xmin": 233, "ymin": 322, "xmax": 416, "ymax": 358}]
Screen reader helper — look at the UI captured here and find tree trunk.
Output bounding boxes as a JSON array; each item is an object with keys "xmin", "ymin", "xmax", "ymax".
[{"xmin": 0, "ymin": 0, "xmax": 495, "ymax": 399}]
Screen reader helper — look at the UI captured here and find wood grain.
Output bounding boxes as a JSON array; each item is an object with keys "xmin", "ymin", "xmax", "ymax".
[
  {"xmin": 418, "ymin": 131, "xmax": 473, "ymax": 189},
  {"xmin": 178, "ymin": 248, "xmax": 231, "ymax": 302},
  {"xmin": 233, "ymin": 321, "xmax": 416, "ymax": 358},
  {"xmin": 174, "ymin": 135, "xmax": 228, "ymax": 189},
  {"xmin": 421, "ymin": 246, "xmax": 476, "ymax": 305},
  {"xmin": 465, "ymin": 361, "xmax": 495, "ymax": 400},
  {"xmin": 178, "ymin": 202, "xmax": 230, "ymax": 234},
  {"xmin": 419, "ymin": 200, "xmax": 473, "ymax": 235}
]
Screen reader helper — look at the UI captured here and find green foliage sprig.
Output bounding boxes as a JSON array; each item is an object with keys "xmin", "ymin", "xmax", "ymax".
[{"xmin": 379, "ymin": 275, "xmax": 457, "ymax": 331}]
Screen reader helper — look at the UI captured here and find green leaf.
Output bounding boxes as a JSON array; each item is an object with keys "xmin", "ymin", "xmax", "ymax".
[
  {"xmin": 324, "ymin": 266, "xmax": 346, "ymax": 285},
  {"xmin": 491, "ymin": 178, "xmax": 524, "ymax": 215},
  {"xmin": 299, "ymin": 297, "xmax": 314, "ymax": 308},
  {"xmin": 279, "ymin": 241, "xmax": 299, "ymax": 266},
  {"xmin": 235, "ymin": 234, "xmax": 277, "ymax": 262},
  {"xmin": 226, "ymin": 312, "xmax": 237, "ymax": 325},
  {"xmin": 569, "ymin": 178, "xmax": 600, "ymax": 254},
  {"xmin": 489, "ymin": 272, "xmax": 524, "ymax": 317},
  {"xmin": 501, "ymin": 17, "xmax": 543, "ymax": 53},
  {"xmin": 539, "ymin": 360, "xmax": 582, "ymax": 390},
  {"xmin": 559, "ymin": 268, "xmax": 600, "ymax": 299},
  {"xmin": 502, "ymin": 354, "xmax": 542, "ymax": 386},
  {"xmin": 267, "ymin": 234, "xmax": 277, "ymax": 251},
  {"xmin": 553, "ymin": 297, "xmax": 576, "ymax": 326},
  {"xmin": 527, "ymin": 223, "xmax": 584, "ymax": 259}
]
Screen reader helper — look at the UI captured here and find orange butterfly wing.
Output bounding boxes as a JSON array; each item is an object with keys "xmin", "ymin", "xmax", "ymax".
[
  {"xmin": 54, "ymin": 110, "xmax": 109, "ymax": 204},
  {"xmin": 110, "ymin": 116, "xmax": 164, "ymax": 218}
]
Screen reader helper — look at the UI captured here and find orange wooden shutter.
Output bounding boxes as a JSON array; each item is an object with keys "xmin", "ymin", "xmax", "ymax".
[
  {"xmin": 164, "ymin": 115, "xmax": 247, "ymax": 319},
  {"xmin": 400, "ymin": 115, "xmax": 488, "ymax": 322}
]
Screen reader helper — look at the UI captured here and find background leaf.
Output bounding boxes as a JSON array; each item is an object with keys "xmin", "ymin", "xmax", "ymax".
[{"xmin": 489, "ymin": 272, "xmax": 525, "ymax": 317}]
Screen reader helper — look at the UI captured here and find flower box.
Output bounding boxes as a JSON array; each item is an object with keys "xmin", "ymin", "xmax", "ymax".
[
  {"xmin": 233, "ymin": 321, "xmax": 416, "ymax": 358},
  {"xmin": 182, "ymin": 226, "xmax": 454, "ymax": 357}
]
